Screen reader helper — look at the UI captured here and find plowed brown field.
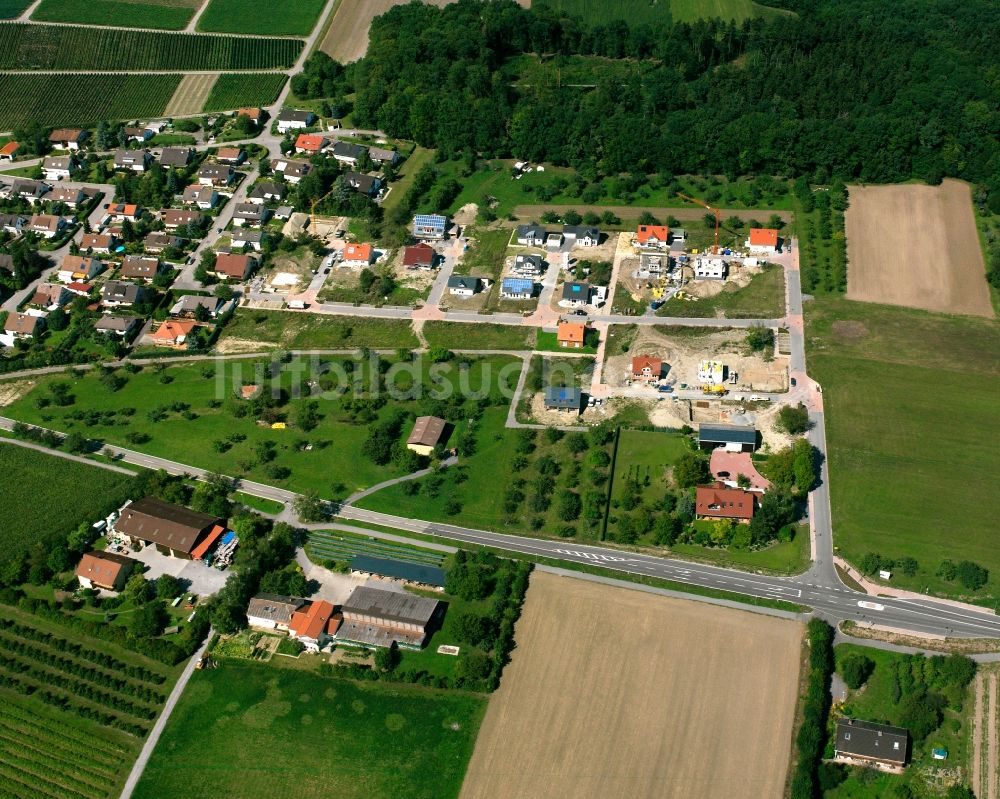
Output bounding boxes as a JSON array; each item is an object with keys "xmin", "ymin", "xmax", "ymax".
[
  {"xmin": 845, "ymin": 180, "xmax": 993, "ymax": 317},
  {"xmin": 460, "ymin": 571, "xmax": 802, "ymax": 799}
]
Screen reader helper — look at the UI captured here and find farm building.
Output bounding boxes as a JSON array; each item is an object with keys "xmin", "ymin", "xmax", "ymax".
[
  {"xmin": 447, "ymin": 275, "xmax": 485, "ymax": 296},
  {"xmin": 500, "ymin": 277, "xmax": 535, "ymax": 299},
  {"xmin": 406, "ymin": 415, "xmax": 447, "ymax": 456},
  {"xmin": 746, "ymin": 228, "xmax": 779, "ymax": 254},
  {"xmin": 114, "ymin": 497, "xmax": 221, "ymax": 559},
  {"xmin": 631, "ymin": 355, "xmax": 662, "ymax": 383},
  {"xmin": 247, "ymin": 594, "xmax": 305, "ymax": 631},
  {"xmin": 412, "ymin": 214, "xmax": 447, "ymax": 239},
  {"xmin": 556, "ymin": 322, "xmax": 586, "ymax": 349},
  {"xmin": 563, "ymin": 225, "xmax": 600, "ymax": 246},
  {"xmin": 636, "ymin": 224, "xmax": 670, "ymax": 248},
  {"xmin": 350, "ymin": 555, "xmax": 446, "ymax": 589},
  {"xmin": 697, "ymin": 360, "xmax": 726, "ymax": 385},
  {"xmin": 835, "ymin": 719, "xmax": 908, "ymax": 767},
  {"xmin": 75, "ymin": 551, "xmax": 137, "ymax": 591},
  {"xmin": 544, "ymin": 386, "xmax": 583, "ymax": 413},
  {"xmin": 698, "ymin": 423, "xmax": 758, "ymax": 453},
  {"xmin": 334, "ymin": 586, "xmax": 441, "ymax": 649},
  {"xmin": 695, "ymin": 484, "xmax": 755, "ymax": 522}
]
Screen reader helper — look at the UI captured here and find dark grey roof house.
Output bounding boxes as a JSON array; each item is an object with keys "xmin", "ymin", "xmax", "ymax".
[
  {"xmin": 159, "ymin": 147, "xmax": 193, "ymax": 167},
  {"xmin": 835, "ymin": 719, "xmax": 908, "ymax": 767},
  {"xmin": 544, "ymin": 386, "xmax": 583, "ymax": 412},
  {"xmin": 698, "ymin": 423, "xmax": 758, "ymax": 453},
  {"xmin": 331, "ymin": 141, "xmax": 366, "ymax": 164}
]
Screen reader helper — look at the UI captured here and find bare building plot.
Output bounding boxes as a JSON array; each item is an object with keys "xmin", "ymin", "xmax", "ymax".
[
  {"xmin": 460, "ymin": 571, "xmax": 802, "ymax": 799},
  {"xmin": 845, "ymin": 179, "xmax": 992, "ymax": 317}
]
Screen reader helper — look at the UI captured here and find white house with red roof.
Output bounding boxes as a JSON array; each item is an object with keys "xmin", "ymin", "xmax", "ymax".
[{"xmin": 746, "ymin": 227, "xmax": 779, "ymax": 254}]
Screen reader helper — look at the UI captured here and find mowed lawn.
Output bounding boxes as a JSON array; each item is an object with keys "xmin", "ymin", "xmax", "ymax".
[
  {"xmin": 197, "ymin": 0, "xmax": 327, "ymax": 35},
  {"xmin": 218, "ymin": 310, "xmax": 419, "ymax": 350},
  {"xmin": 612, "ymin": 429, "xmax": 690, "ymax": 504},
  {"xmin": 31, "ymin": 0, "xmax": 200, "ymax": 29},
  {"xmin": 0, "ymin": 442, "xmax": 134, "ymax": 563},
  {"xmin": 132, "ymin": 663, "xmax": 486, "ymax": 799},
  {"xmin": 807, "ymin": 298, "xmax": 1000, "ymax": 599}
]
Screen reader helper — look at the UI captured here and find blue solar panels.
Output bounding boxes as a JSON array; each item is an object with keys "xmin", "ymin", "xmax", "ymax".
[
  {"xmin": 501, "ymin": 277, "xmax": 534, "ymax": 293},
  {"xmin": 413, "ymin": 214, "xmax": 446, "ymax": 229}
]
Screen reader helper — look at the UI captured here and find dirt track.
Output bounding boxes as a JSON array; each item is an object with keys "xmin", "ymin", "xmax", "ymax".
[
  {"xmin": 971, "ymin": 669, "xmax": 1000, "ymax": 799},
  {"xmin": 460, "ymin": 571, "xmax": 802, "ymax": 799},
  {"xmin": 845, "ymin": 180, "xmax": 993, "ymax": 317},
  {"xmin": 320, "ymin": 0, "xmax": 453, "ymax": 62}
]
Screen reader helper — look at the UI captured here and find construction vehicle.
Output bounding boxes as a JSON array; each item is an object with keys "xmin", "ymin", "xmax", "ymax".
[
  {"xmin": 702, "ymin": 385, "xmax": 728, "ymax": 396},
  {"xmin": 676, "ymin": 191, "xmax": 721, "ymax": 254}
]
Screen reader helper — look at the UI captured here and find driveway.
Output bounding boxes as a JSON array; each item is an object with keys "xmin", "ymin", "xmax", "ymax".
[{"xmin": 132, "ymin": 544, "xmax": 229, "ymax": 596}]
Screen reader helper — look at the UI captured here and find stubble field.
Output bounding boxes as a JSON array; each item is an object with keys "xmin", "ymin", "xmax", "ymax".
[
  {"xmin": 845, "ymin": 180, "xmax": 993, "ymax": 317},
  {"xmin": 321, "ymin": 0, "xmax": 452, "ymax": 62},
  {"xmin": 459, "ymin": 571, "xmax": 802, "ymax": 799}
]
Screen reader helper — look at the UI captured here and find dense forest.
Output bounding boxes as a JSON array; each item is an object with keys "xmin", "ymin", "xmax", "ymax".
[{"xmin": 297, "ymin": 0, "xmax": 1000, "ymax": 206}]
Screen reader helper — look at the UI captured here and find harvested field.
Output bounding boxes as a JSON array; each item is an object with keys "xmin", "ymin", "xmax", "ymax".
[
  {"xmin": 320, "ymin": 0, "xmax": 452, "ymax": 62},
  {"xmin": 845, "ymin": 180, "xmax": 992, "ymax": 317},
  {"xmin": 971, "ymin": 668, "xmax": 1000, "ymax": 799},
  {"xmin": 460, "ymin": 571, "xmax": 801, "ymax": 799},
  {"xmin": 164, "ymin": 72, "xmax": 218, "ymax": 117}
]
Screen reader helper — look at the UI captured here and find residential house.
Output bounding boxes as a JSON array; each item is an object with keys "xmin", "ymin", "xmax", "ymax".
[
  {"xmin": 631, "ymin": 355, "xmax": 662, "ymax": 383},
  {"xmin": 161, "ymin": 209, "xmax": 201, "ymax": 230},
  {"xmin": 560, "ymin": 281, "xmax": 605, "ymax": 308},
  {"xmin": 231, "ymin": 229, "xmax": 265, "ymax": 251},
  {"xmin": 3, "ymin": 312, "xmax": 44, "ymax": 340},
  {"xmin": 500, "ymin": 277, "xmax": 535, "ymax": 299},
  {"xmin": 75, "ymin": 551, "xmax": 137, "ymax": 591},
  {"xmin": 563, "ymin": 225, "xmax": 600, "ymax": 247},
  {"xmin": 695, "ymin": 484, "xmax": 755, "ymax": 522},
  {"xmin": 143, "ymin": 232, "xmax": 184, "ymax": 253},
  {"xmin": 215, "ymin": 147, "xmax": 245, "ymax": 165},
  {"xmin": 29, "ymin": 283, "xmax": 70, "ymax": 310},
  {"xmin": 95, "ymin": 315, "xmax": 139, "ymax": 338},
  {"xmin": 247, "ymin": 594, "xmax": 305, "ymax": 631},
  {"xmin": 447, "ymin": 275, "xmax": 485, "ymax": 296},
  {"xmin": 834, "ymin": 719, "xmax": 908, "ymax": 768},
  {"xmin": 0, "ymin": 214, "xmax": 26, "ymax": 234},
  {"xmin": 11, "ymin": 178, "xmax": 50, "ymax": 204},
  {"xmin": 402, "ymin": 242, "xmax": 435, "ymax": 270},
  {"xmin": 636, "ymin": 224, "xmax": 670, "ymax": 249},
  {"xmin": 511, "ymin": 254, "xmax": 544, "ymax": 277},
  {"xmin": 123, "ymin": 126, "xmax": 153, "ymax": 143},
  {"xmin": 344, "ymin": 171, "xmax": 382, "ymax": 198},
  {"xmin": 151, "ymin": 319, "xmax": 198, "ymax": 346},
  {"xmin": 231, "ymin": 203, "xmax": 269, "ymax": 227},
  {"xmin": 248, "ymin": 181, "xmax": 286, "ymax": 204},
  {"xmin": 412, "ymin": 214, "xmax": 447, "ymax": 240},
  {"xmin": 406, "ymin": 416, "xmax": 446, "ymax": 456},
  {"xmin": 213, "ymin": 252, "xmax": 256, "ymax": 281},
  {"xmin": 236, "ymin": 107, "xmax": 264, "ymax": 126},
  {"xmin": 42, "ymin": 156, "xmax": 76, "ymax": 181},
  {"xmin": 746, "ymin": 227, "xmax": 779, "ymax": 254},
  {"xmin": 101, "ymin": 280, "xmax": 148, "ymax": 308},
  {"xmin": 271, "ymin": 158, "xmax": 310, "ymax": 184},
  {"xmin": 273, "ymin": 205, "xmax": 293, "ymax": 220},
  {"xmin": 198, "ymin": 164, "xmax": 234, "ymax": 188},
  {"xmin": 334, "ymin": 585, "xmax": 441, "ymax": 649},
  {"xmin": 28, "ymin": 214, "xmax": 66, "ymax": 239},
  {"xmin": 276, "ymin": 109, "xmax": 315, "ymax": 133},
  {"xmin": 694, "ymin": 256, "xmax": 727, "ymax": 280},
  {"xmin": 342, "ymin": 243, "xmax": 374, "ymax": 268},
  {"xmin": 114, "ymin": 497, "xmax": 220, "ymax": 559},
  {"xmin": 515, "ymin": 224, "xmax": 547, "ymax": 247},
  {"xmin": 289, "ymin": 600, "xmax": 337, "ymax": 651},
  {"xmin": 159, "ymin": 147, "xmax": 193, "ymax": 168},
  {"xmin": 544, "ymin": 386, "xmax": 583, "ymax": 413},
  {"xmin": 49, "ymin": 186, "xmax": 85, "ymax": 208},
  {"xmin": 64, "ymin": 281, "xmax": 92, "ymax": 297},
  {"xmin": 556, "ymin": 321, "xmax": 587, "ymax": 349},
  {"xmin": 697, "ymin": 360, "xmax": 726, "ymax": 385},
  {"xmin": 120, "ymin": 255, "xmax": 161, "ymax": 281},
  {"xmin": 182, "ymin": 184, "xmax": 218, "ymax": 210},
  {"xmin": 170, "ymin": 294, "xmax": 224, "ymax": 318},
  {"xmin": 640, "ymin": 252, "xmax": 665, "ymax": 276},
  {"xmin": 103, "ymin": 203, "xmax": 142, "ymax": 224},
  {"xmin": 294, "ymin": 133, "xmax": 328, "ymax": 155},
  {"xmin": 331, "ymin": 141, "xmax": 365, "ymax": 166},
  {"xmin": 113, "ymin": 149, "xmax": 150, "ymax": 173},
  {"xmin": 698, "ymin": 423, "xmax": 758, "ymax": 453},
  {"xmin": 49, "ymin": 129, "xmax": 86, "ymax": 151},
  {"xmin": 80, "ymin": 232, "xmax": 115, "ymax": 253},
  {"xmin": 0, "ymin": 141, "xmax": 20, "ymax": 161},
  {"xmin": 368, "ymin": 146, "xmax": 399, "ymax": 166}
]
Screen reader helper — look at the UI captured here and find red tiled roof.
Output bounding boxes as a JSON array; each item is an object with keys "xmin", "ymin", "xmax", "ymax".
[
  {"xmin": 152, "ymin": 319, "xmax": 196, "ymax": 342},
  {"xmin": 214, "ymin": 252, "xmax": 254, "ymax": 280},
  {"xmin": 557, "ymin": 322, "xmax": 586, "ymax": 343},
  {"xmin": 402, "ymin": 243, "xmax": 434, "ymax": 267},
  {"xmin": 190, "ymin": 524, "xmax": 226, "ymax": 560},
  {"xmin": 749, "ymin": 228, "xmax": 778, "ymax": 247},
  {"xmin": 290, "ymin": 600, "xmax": 334, "ymax": 641},
  {"xmin": 294, "ymin": 133, "xmax": 326, "ymax": 152},
  {"xmin": 637, "ymin": 225, "xmax": 669, "ymax": 244},
  {"xmin": 631, "ymin": 355, "xmax": 662, "ymax": 375},
  {"xmin": 75, "ymin": 551, "xmax": 133, "ymax": 589},
  {"xmin": 343, "ymin": 243, "xmax": 372, "ymax": 262},
  {"xmin": 695, "ymin": 484, "xmax": 755, "ymax": 520},
  {"xmin": 0, "ymin": 141, "xmax": 20, "ymax": 156}
]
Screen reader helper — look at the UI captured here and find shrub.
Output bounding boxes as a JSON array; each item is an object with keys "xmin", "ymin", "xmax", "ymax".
[{"xmin": 840, "ymin": 653, "xmax": 875, "ymax": 689}]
